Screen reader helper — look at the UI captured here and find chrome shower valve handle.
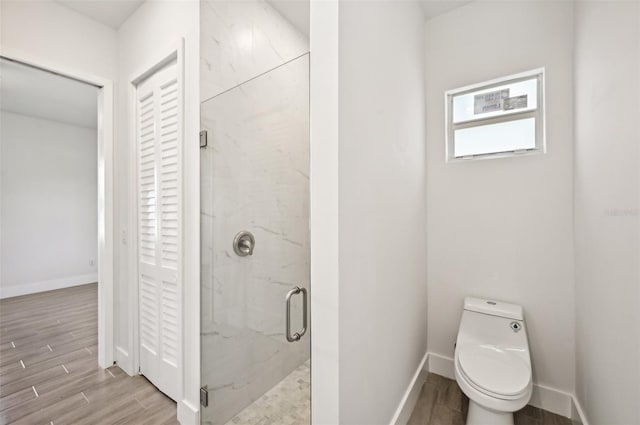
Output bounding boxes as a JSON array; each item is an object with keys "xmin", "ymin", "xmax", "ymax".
[{"xmin": 233, "ymin": 231, "xmax": 255, "ymax": 256}]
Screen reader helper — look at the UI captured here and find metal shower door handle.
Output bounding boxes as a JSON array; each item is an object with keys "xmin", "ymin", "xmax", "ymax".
[{"xmin": 285, "ymin": 286, "xmax": 307, "ymax": 342}]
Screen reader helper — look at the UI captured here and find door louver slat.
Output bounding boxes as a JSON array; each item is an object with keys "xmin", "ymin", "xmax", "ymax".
[{"xmin": 136, "ymin": 59, "xmax": 181, "ymax": 402}]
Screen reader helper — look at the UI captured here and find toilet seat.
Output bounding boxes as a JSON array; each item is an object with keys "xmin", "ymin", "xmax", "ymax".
[{"xmin": 457, "ymin": 344, "xmax": 531, "ymax": 400}]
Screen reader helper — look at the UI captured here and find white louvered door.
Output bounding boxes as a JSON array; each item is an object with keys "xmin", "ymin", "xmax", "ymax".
[{"xmin": 136, "ymin": 59, "xmax": 181, "ymax": 401}]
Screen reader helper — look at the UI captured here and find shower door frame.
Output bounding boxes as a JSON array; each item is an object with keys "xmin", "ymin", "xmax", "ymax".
[
  {"xmin": 0, "ymin": 46, "xmax": 116, "ymax": 369},
  {"xmin": 199, "ymin": 54, "xmax": 311, "ymax": 424}
]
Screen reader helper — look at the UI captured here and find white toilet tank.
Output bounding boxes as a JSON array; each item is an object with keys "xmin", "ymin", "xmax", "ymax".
[{"xmin": 456, "ymin": 297, "xmax": 530, "ymax": 360}]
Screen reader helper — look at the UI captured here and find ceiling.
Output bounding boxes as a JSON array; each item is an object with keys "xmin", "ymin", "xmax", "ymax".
[
  {"xmin": 0, "ymin": 0, "xmax": 472, "ymax": 130},
  {"xmin": 52, "ymin": 0, "xmax": 471, "ymax": 37},
  {"xmin": 268, "ymin": 0, "xmax": 472, "ymax": 38},
  {"xmin": 55, "ymin": 0, "xmax": 144, "ymax": 29},
  {"xmin": 0, "ymin": 59, "xmax": 98, "ymax": 129},
  {"xmin": 421, "ymin": 0, "xmax": 473, "ymax": 20},
  {"xmin": 269, "ymin": 0, "xmax": 310, "ymax": 37}
]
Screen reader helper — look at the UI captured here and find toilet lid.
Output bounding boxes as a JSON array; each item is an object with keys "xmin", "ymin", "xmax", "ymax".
[{"xmin": 458, "ymin": 345, "xmax": 530, "ymax": 397}]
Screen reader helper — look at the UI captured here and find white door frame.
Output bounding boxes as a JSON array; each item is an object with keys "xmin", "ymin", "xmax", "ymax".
[
  {"xmin": 0, "ymin": 45, "xmax": 115, "ymax": 369},
  {"xmin": 127, "ymin": 39, "xmax": 185, "ymax": 392}
]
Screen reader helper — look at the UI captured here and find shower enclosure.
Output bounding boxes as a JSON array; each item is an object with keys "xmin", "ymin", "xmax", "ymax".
[{"xmin": 200, "ymin": 55, "xmax": 310, "ymax": 425}]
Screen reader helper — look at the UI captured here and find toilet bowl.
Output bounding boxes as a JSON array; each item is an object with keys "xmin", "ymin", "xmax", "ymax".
[{"xmin": 454, "ymin": 297, "xmax": 533, "ymax": 425}]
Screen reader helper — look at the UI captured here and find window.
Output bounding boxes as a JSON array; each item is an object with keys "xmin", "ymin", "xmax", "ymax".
[{"xmin": 445, "ymin": 69, "xmax": 545, "ymax": 162}]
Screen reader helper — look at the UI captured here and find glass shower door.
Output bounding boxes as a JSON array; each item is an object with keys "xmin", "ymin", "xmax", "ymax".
[{"xmin": 200, "ymin": 55, "xmax": 310, "ymax": 425}]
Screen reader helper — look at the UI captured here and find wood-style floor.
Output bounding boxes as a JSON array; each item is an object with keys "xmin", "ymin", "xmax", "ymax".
[
  {"xmin": 408, "ymin": 373, "xmax": 572, "ymax": 425},
  {"xmin": 0, "ymin": 283, "xmax": 178, "ymax": 425}
]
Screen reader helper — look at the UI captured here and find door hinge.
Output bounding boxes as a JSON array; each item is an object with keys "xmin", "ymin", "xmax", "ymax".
[
  {"xmin": 200, "ymin": 386, "xmax": 209, "ymax": 407},
  {"xmin": 200, "ymin": 130, "xmax": 208, "ymax": 148}
]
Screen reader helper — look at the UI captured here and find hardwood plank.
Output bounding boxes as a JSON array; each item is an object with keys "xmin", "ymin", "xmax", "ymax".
[
  {"xmin": 408, "ymin": 382, "xmax": 439, "ymax": 425},
  {"xmin": 0, "ymin": 345, "xmax": 96, "ymax": 386},
  {"xmin": 9, "ymin": 392, "xmax": 88, "ymax": 425},
  {"xmin": 0, "ymin": 284, "xmax": 177, "ymax": 424},
  {"xmin": 45, "ymin": 374, "xmax": 150, "ymax": 425},
  {"xmin": 0, "ymin": 360, "xmax": 67, "ymax": 398},
  {"xmin": 0, "ymin": 323, "xmax": 96, "ymax": 357},
  {"xmin": 0, "ymin": 386, "xmax": 37, "ymax": 413}
]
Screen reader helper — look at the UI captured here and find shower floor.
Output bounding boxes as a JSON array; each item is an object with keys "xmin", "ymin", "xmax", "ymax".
[{"xmin": 224, "ymin": 360, "xmax": 310, "ymax": 425}]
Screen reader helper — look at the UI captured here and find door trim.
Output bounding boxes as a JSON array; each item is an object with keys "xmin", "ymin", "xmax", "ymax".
[
  {"xmin": 0, "ymin": 45, "xmax": 116, "ymax": 369},
  {"xmin": 128, "ymin": 38, "xmax": 185, "ymax": 395}
]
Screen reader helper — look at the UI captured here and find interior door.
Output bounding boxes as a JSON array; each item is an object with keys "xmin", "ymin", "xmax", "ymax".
[
  {"xmin": 136, "ymin": 58, "xmax": 182, "ymax": 401},
  {"xmin": 200, "ymin": 55, "xmax": 310, "ymax": 424}
]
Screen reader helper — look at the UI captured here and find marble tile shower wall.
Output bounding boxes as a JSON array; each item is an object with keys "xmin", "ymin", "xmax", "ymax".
[
  {"xmin": 200, "ymin": 2, "xmax": 310, "ymax": 424},
  {"xmin": 200, "ymin": 0, "xmax": 309, "ymax": 101}
]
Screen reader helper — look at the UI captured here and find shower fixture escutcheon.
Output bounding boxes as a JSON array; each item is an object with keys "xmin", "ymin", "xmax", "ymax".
[{"xmin": 233, "ymin": 231, "xmax": 255, "ymax": 256}]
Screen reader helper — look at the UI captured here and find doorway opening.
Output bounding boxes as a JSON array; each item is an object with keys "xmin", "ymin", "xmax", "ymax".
[{"xmin": 0, "ymin": 53, "xmax": 117, "ymax": 415}]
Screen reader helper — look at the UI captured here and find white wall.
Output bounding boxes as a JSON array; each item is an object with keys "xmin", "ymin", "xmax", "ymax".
[
  {"xmin": 573, "ymin": 2, "xmax": 640, "ymax": 423},
  {"xmin": 309, "ymin": 2, "xmax": 340, "ymax": 423},
  {"xmin": 425, "ymin": 0, "xmax": 576, "ymax": 398},
  {"xmin": 0, "ymin": 1, "xmax": 117, "ymax": 80},
  {"xmin": 115, "ymin": 2, "xmax": 200, "ymax": 423},
  {"xmin": 337, "ymin": 2, "xmax": 427, "ymax": 423},
  {"xmin": 1, "ymin": 111, "xmax": 97, "ymax": 298}
]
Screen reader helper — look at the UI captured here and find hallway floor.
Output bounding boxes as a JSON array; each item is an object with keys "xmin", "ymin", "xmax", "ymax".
[
  {"xmin": 0, "ymin": 283, "xmax": 178, "ymax": 425},
  {"xmin": 408, "ymin": 373, "xmax": 572, "ymax": 425}
]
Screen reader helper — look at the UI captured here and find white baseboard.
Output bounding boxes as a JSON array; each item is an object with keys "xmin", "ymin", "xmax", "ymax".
[
  {"xmin": 0, "ymin": 273, "xmax": 98, "ymax": 299},
  {"xmin": 571, "ymin": 395, "xmax": 589, "ymax": 425},
  {"xmin": 178, "ymin": 399, "xmax": 200, "ymax": 425},
  {"xmin": 390, "ymin": 351, "xmax": 429, "ymax": 425},
  {"xmin": 427, "ymin": 352, "xmax": 455, "ymax": 379},
  {"xmin": 426, "ymin": 352, "xmax": 574, "ymax": 419},
  {"xmin": 115, "ymin": 346, "xmax": 134, "ymax": 376},
  {"xmin": 529, "ymin": 382, "xmax": 573, "ymax": 419},
  {"xmin": 529, "ymin": 383, "xmax": 573, "ymax": 418}
]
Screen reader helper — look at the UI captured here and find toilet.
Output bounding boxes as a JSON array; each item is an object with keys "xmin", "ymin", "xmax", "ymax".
[{"xmin": 454, "ymin": 297, "xmax": 533, "ymax": 425}]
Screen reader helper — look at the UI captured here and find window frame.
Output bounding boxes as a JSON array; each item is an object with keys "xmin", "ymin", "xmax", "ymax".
[{"xmin": 445, "ymin": 68, "xmax": 546, "ymax": 163}]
